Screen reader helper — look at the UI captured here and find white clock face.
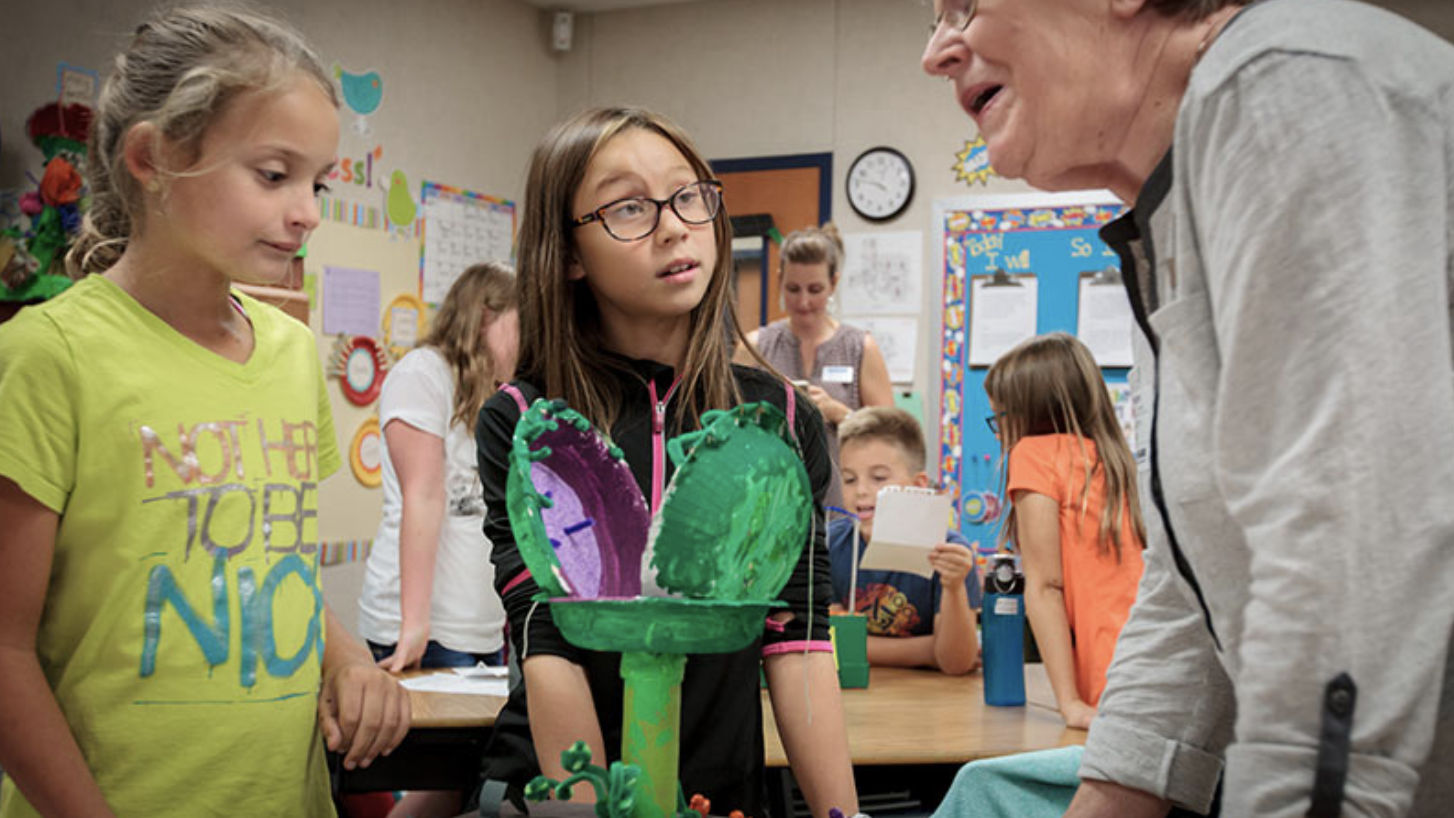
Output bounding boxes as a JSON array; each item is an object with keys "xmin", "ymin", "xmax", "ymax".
[{"xmin": 848, "ymin": 148, "xmax": 914, "ymax": 221}]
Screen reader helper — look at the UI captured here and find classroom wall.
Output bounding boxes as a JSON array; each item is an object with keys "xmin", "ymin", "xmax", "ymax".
[{"xmin": 2, "ymin": 0, "xmax": 560, "ymax": 218}]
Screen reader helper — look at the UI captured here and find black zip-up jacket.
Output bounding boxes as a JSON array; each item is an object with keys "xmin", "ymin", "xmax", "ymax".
[{"xmin": 474, "ymin": 357, "xmax": 834, "ymax": 815}]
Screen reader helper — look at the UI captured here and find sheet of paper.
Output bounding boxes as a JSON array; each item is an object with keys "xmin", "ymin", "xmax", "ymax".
[
  {"xmin": 1076, "ymin": 273, "xmax": 1134, "ymax": 367},
  {"xmin": 859, "ymin": 487, "xmax": 953, "ymax": 578},
  {"xmin": 388, "ymin": 306, "xmax": 418, "ymax": 347},
  {"xmin": 322, "ymin": 266, "xmax": 381, "ymax": 337},
  {"xmin": 452, "ymin": 664, "xmax": 508, "ymax": 678},
  {"xmin": 400, "ymin": 673, "xmax": 509, "ymax": 697},
  {"xmin": 851, "ymin": 316, "xmax": 919, "ymax": 384},
  {"xmin": 840, "ymin": 231, "xmax": 923, "ymax": 314},
  {"xmin": 968, "ymin": 274, "xmax": 1038, "ymax": 366}
]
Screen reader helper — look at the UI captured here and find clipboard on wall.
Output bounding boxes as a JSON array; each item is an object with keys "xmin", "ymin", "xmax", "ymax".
[
  {"xmin": 1075, "ymin": 266, "xmax": 1133, "ymax": 367},
  {"xmin": 968, "ymin": 269, "xmax": 1038, "ymax": 366}
]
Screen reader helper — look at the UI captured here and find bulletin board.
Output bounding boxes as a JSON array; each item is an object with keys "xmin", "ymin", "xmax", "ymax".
[
  {"xmin": 305, "ymin": 220, "xmax": 423, "ymax": 562},
  {"xmin": 932, "ymin": 190, "xmax": 1129, "ymax": 561}
]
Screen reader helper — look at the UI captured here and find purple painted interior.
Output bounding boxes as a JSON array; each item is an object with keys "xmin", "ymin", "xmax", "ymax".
[{"xmin": 531, "ymin": 423, "xmax": 648, "ymax": 597}]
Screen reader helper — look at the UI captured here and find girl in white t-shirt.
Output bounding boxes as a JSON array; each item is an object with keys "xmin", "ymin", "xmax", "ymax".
[
  {"xmin": 359, "ymin": 262, "xmax": 519, "ymax": 674},
  {"xmin": 359, "ymin": 262, "xmax": 518, "ymax": 817}
]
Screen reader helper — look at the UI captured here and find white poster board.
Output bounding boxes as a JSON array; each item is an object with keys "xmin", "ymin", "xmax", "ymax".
[
  {"xmin": 852, "ymin": 316, "xmax": 919, "ymax": 384},
  {"xmin": 840, "ymin": 230, "xmax": 923, "ymax": 315}
]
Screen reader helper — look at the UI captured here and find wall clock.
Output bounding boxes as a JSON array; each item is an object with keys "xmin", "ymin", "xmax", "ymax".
[{"xmin": 846, "ymin": 146, "xmax": 914, "ymax": 222}]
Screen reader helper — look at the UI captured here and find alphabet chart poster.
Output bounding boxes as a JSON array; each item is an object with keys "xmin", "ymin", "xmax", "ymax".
[
  {"xmin": 932, "ymin": 191, "xmax": 1128, "ymax": 556},
  {"xmin": 419, "ymin": 181, "xmax": 515, "ymax": 304}
]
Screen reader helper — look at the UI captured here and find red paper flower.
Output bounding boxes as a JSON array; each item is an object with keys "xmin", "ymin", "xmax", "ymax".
[
  {"xmin": 26, "ymin": 103, "xmax": 94, "ymax": 145},
  {"xmin": 39, "ymin": 157, "xmax": 83, "ymax": 206}
]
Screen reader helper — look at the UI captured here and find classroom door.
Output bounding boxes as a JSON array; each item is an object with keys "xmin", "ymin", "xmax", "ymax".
[{"xmin": 712, "ymin": 153, "xmax": 832, "ymax": 330}]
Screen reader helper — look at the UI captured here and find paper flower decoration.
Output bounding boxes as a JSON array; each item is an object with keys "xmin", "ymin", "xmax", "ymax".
[{"xmin": 506, "ymin": 398, "xmax": 812, "ymax": 654}]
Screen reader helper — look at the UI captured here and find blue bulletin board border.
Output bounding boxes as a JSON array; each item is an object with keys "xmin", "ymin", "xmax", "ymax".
[{"xmin": 932, "ymin": 191, "xmax": 1127, "ymax": 555}]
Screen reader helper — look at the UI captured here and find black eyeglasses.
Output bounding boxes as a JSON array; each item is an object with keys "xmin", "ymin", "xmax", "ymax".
[
  {"xmin": 985, "ymin": 412, "xmax": 1005, "ymax": 434},
  {"xmin": 571, "ymin": 180, "xmax": 724, "ymax": 242},
  {"xmin": 929, "ymin": 0, "xmax": 978, "ymax": 36}
]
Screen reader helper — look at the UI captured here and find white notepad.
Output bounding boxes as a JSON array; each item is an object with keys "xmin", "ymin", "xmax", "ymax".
[{"xmin": 858, "ymin": 486, "xmax": 952, "ymax": 579}]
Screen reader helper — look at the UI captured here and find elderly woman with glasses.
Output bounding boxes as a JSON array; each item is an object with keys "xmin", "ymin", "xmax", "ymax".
[{"xmin": 924, "ymin": 1, "xmax": 1454, "ymax": 817}]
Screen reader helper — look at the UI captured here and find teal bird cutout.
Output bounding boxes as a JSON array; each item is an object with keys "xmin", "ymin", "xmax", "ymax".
[
  {"xmin": 334, "ymin": 65, "xmax": 382, "ymax": 115},
  {"xmin": 386, "ymin": 169, "xmax": 416, "ymax": 227}
]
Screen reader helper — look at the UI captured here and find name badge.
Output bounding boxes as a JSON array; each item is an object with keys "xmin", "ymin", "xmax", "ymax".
[{"xmin": 821, "ymin": 365, "xmax": 855, "ymax": 384}]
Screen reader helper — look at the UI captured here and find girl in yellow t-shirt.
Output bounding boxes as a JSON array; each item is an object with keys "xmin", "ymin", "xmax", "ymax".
[
  {"xmin": 985, "ymin": 332, "xmax": 1145, "ymax": 728},
  {"xmin": 0, "ymin": 8, "xmax": 407, "ymax": 816}
]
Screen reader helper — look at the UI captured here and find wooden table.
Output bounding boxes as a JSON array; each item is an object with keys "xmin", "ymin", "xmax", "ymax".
[
  {"xmin": 762, "ymin": 665, "xmax": 1083, "ymax": 817},
  {"xmin": 763, "ymin": 664, "xmax": 1083, "ymax": 767},
  {"xmin": 343, "ymin": 664, "xmax": 1083, "ymax": 795},
  {"xmin": 331, "ymin": 670, "xmax": 509, "ymax": 794}
]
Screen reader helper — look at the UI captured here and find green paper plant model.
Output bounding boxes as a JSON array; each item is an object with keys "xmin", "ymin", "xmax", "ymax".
[
  {"xmin": 524, "ymin": 741, "xmax": 642, "ymax": 818},
  {"xmin": 506, "ymin": 398, "xmax": 813, "ymax": 818}
]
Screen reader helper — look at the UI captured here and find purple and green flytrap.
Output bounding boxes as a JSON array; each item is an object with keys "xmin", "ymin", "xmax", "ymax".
[{"xmin": 507, "ymin": 397, "xmax": 811, "ymax": 818}]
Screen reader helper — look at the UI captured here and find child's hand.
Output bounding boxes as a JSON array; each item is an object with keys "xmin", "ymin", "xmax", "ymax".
[
  {"xmin": 319, "ymin": 659, "xmax": 411, "ymax": 770},
  {"xmin": 929, "ymin": 541, "xmax": 975, "ymax": 587},
  {"xmin": 377, "ymin": 624, "xmax": 430, "ymax": 673},
  {"xmin": 1061, "ymin": 699, "xmax": 1097, "ymax": 729},
  {"xmin": 829, "ymin": 602, "xmax": 848, "ymax": 615}
]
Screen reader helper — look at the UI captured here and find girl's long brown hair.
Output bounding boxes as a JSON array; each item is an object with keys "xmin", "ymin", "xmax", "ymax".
[
  {"xmin": 515, "ymin": 106, "xmax": 768, "ymax": 432},
  {"xmin": 421, "ymin": 261, "xmax": 517, "ymax": 429},
  {"xmin": 985, "ymin": 332, "xmax": 1145, "ymax": 559}
]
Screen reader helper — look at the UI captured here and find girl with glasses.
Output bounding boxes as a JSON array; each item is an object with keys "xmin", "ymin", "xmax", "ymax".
[
  {"xmin": 984, "ymin": 333, "xmax": 1144, "ymax": 729},
  {"xmin": 474, "ymin": 106, "xmax": 857, "ymax": 818}
]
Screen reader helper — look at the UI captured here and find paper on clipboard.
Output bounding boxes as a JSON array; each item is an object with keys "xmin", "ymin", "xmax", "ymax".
[
  {"xmin": 968, "ymin": 273, "xmax": 1038, "ymax": 366},
  {"xmin": 1076, "ymin": 269, "xmax": 1134, "ymax": 367},
  {"xmin": 858, "ymin": 486, "xmax": 952, "ymax": 578}
]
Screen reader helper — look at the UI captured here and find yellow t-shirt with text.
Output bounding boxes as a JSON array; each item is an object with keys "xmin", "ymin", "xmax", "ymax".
[{"xmin": 0, "ymin": 276, "xmax": 340, "ymax": 817}]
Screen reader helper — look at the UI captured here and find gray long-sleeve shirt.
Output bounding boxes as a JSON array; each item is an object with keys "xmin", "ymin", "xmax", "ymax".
[{"xmin": 1081, "ymin": 1, "xmax": 1454, "ymax": 815}]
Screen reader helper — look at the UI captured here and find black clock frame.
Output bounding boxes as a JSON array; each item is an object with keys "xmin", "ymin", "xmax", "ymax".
[{"xmin": 846, "ymin": 146, "xmax": 915, "ymax": 222}]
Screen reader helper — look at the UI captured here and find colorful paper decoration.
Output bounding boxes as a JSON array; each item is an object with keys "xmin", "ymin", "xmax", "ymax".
[
  {"xmin": 2, "ymin": 101, "xmax": 93, "ymax": 302},
  {"xmin": 327, "ymin": 334, "xmax": 389, "ymax": 406},
  {"xmin": 385, "ymin": 169, "xmax": 416, "ymax": 227},
  {"xmin": 349, "ymin": 416, "xmax": 382, "ymax": 487},
  {"xmin": 382, "ymin": 292, "xmax": 426, "ymax": 360}
]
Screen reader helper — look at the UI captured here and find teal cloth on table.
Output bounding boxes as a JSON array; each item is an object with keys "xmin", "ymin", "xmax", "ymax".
[{"xmin": 931, "ymin": 746, "xmax": 1083, "ymax": 818}]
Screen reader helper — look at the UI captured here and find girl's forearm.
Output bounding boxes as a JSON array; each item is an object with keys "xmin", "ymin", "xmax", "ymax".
[
  {"xmin": 397, "ymin": 490, "xmax": 445, "ymax": 634},
  {"xmin": 764, "ymin": 651, "xmax": 858, "ymax": 818},
  {"xmin": 0, "ymin": 646, "xmax": 116, "ymax": 817},
  {"xmin": 522, "ymin": 655, "xmax": 606, "ymax": 797},
  {"xmin": 932, "ymin": 586, "xmax": 980, "ymax": 675},
  {"xmin": 1025, "ymin": 583, "xmax": 1084, "ymax": 712}
]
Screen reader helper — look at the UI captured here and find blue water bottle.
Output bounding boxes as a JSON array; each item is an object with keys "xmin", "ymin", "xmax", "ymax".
[{"xmin": 982, "ymin": 554, "xmax": 1026, "ymax": 706}]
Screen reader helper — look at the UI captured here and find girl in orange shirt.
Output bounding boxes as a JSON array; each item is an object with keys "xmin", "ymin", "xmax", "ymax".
[{"xmin": 985, "ymin": 332, "xmax": 1145, "ymax": 728}]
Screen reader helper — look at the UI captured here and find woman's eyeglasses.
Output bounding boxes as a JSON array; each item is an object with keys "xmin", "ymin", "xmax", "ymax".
[
  {"xmin": 571, "ymin": 180, "xmax": 723, "ymax": 242},
  {"xmin": 929, "ymin": 0, "xmax": 977, "ymax": 37}
]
